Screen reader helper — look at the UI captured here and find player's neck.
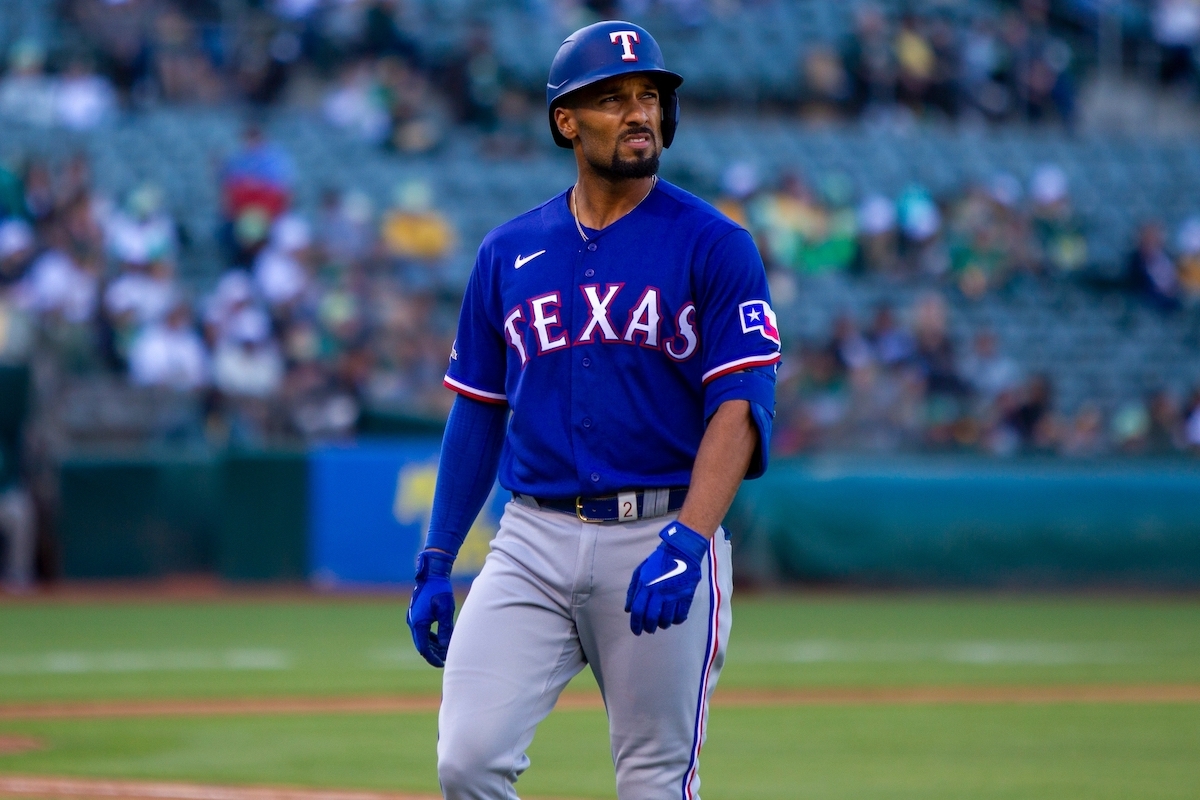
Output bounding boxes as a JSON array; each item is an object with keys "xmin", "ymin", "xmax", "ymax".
[{"xmin": 572, "ymin": 171, "xmax": 657, "ymax": 231}]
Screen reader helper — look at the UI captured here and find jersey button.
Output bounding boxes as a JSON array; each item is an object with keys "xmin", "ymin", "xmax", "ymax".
[
  {"xmin": 587, "ymin": 243, "xmax": 597, "ymax": 252},
  {"xmin": 582, "ymin": 418, "xmax": 592, "ymax": 428},
  {"xmin": 582, "ymin": 357, "xmax": 591, "ymax": 367},
  {"xmin": 590, "ymin": 472, "xmax": 600, "ymax": 483},
  {"xmin": 584, "ymin": 268, "xmax": 595, "ymax": 277}
]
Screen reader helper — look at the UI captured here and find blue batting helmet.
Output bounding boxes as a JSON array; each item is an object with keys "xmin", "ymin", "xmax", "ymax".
[{"xmin": 546, "ymin": 21, "xmax": 683, "ymax": 149}]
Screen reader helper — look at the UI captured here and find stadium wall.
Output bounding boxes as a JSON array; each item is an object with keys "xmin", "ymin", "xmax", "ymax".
[
  {"xmin": 54, "ymin": 446, "xmax": 1200, "ymax": 588},
  {"xmin": 728, "ymin": 457, "xmax": 1200, "ymax": 588}
]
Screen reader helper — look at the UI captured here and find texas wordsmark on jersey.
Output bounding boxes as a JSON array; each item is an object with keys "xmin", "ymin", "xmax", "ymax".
[{"xmin": 444, "ymin": 179, "xmax": 779, "ymax": 498}]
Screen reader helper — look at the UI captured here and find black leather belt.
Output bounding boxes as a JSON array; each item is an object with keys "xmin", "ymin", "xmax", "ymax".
[{"xmin": 513, "ymin": 487, "xmax": 688, "ymax": 523}]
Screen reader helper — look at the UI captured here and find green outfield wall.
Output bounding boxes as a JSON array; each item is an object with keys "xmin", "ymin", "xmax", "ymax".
[
  {"xmin": 54, "ymin": 449, "xmax": 1200, "ymax": 587},
  {"xmin": 58, "ymin": 449, "xmax": 306, "ymax": 581},
  {"xmin": 727, "ymin": 457, "xmax": 1200, "ymax": 588}
]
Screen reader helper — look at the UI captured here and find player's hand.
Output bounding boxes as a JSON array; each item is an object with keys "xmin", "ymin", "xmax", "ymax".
[
  {"xmin": 407, "ymin": 549, "xmax": 456, "ymax": 667},
  {"xmin": 625, "ymin": 520, "xmax": 709, "ymax": 636}
]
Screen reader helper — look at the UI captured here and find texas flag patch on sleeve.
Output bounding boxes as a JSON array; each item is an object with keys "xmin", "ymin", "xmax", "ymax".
[{"xmin": 739, "ymin": 300, "xmax": 780, "ymax": 344}]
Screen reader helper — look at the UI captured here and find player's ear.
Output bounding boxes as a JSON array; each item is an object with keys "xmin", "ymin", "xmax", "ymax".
[{"xmin": 554, "ymin": 106, "xmax": 579, "ymax": 144}]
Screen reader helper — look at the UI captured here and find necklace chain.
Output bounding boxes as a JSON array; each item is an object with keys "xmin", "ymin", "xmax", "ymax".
[{"xmin": 572, "ymin": 175, "xmax": 658, "ymax": 243}]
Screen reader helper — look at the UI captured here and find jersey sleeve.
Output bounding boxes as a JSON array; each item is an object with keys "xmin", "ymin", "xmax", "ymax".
[
  {"xmin": 696, "ymin": 228, "xmax": 782, "ymax": 384},
  {"xmin": 443, "ymin": 252, "xmax": 508, "ymax": 405}
]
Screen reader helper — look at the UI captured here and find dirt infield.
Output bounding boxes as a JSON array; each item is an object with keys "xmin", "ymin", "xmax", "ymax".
[
  {"xmin": 2, "ymin": 684, "xmax": 1199, "ymax": 722},
  {"xmin": 0, "ymin": 776, "xmax": 445, "ymax": 800},
  {"xmin": 0, "ymin": 736, "xmax": 43, "ymax": 755}
]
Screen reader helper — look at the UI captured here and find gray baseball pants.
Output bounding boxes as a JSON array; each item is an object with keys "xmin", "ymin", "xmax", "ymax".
[{"xmin": 438, "ymin": 498, "xmax": 733, "ymax": 800}]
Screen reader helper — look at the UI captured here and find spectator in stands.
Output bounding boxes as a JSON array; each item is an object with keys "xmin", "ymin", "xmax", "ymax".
[
  {"xmin": 801, "ymin": 45, "xmax": 851, "ymax": 121},
  {"xmin": 1003, "ymin": 373, "xmax": 1058, "ymax": 451},
  {"xmin": 1111, "ymin": 398, "xmax": 1152, "ymax": 453},
  {"xmin": 843, "ymin": 4, "xmax": 896, "ymax": 116},
  {"xmin": 0, "ymin": 39, "xmax": 56, "ymax": 127},
  {"xmin": 1011, "ymin": 0, "xmax": 1076, "ymax": 126},
  {"xmin": 21, "ymin": 159, "xmax": 55, "ymax": 229},
  {"xmin": 378, "ymin": 56, "xmax": 448, "ymax": 154},
  {"xmin": 961, "ymin": 330, "xmax": 1022, "ymax": 409},
  {"xmin": 0, "ymin": 221, "xmax": 35, "ymax": 364},
  {"xmin": 222, "ymin": 124, "xmax": 295, "ymax": 214},
  {"xmin": 151, "ymin": 5, "xmax": 223, "ymax": 104},
  {"xmin": 1175, "ymin": 216, "xmax": 1200, "ymax": 303},
  {"xmin": 828, "ymin": 313, "xmax": 874, "ymax": 374},
  {"xmin": 960, "ymin": 16, "xmax": 1010, "ymax": 122},
  {"xmin": 897, "ymin": 185, "xmax": 949, "ymax": 276},
  {"xmin": 212, "ymin": 306, "xmax": 285, "ymax": 442},
  {"xmin": 855, "ymin": 193, "xmax": 899, "ymax": 274},
  {"xmin": 103, "ymin": 257, "xmax": 179, "ymax": 369},
  {"xmin": 322, "ymin": 60, "xmax": 391, "ymax": 144},
  {"xmin": 105, "ymin": 184, "xmax": 177, "ymax": 269},
  {"xmin": 894, "ymin": 13, "xmax": 937, "ymax": 115},
  {"xmin": 1127, "ymin": 221, "xmax": 1181, "ymax": 310},
  {"xmin": 1029, "ymin": 165, "xmax": 1086, "ymax": 276},
  {"xmin": 66, "ymin": 0, "xmax": 152, "ymax": 106},
  {"xmin": 15, "ymin": 241, "xmax": 98, "ymax": 327},
  {"xmin": 220, "ymin": 124, "xmax": 295, "ymax": 264},
  {"xmin": 1153, "ymin": 0, "xmax": 1200, "ymax": 88},
  {"xmin": 1183, "ymin": 387, "xmax": 1200, "ymax": 451},
  {"xmin": 948, "ymin": 177, "xmax": 1028, "ymax": 298},
  {"xmin": 254, "ymin": 213, "xmax": 313, "ymax": 314},
  {"xmin": 0, "ymin": 219, "xmax": 35, "ymax": 289},
  {"xmin": 380, "ymin": 180, "xmax": 455, "ymax": 288},
  {"xmin": 203, "ymin": 270, "xmax": 259, "ymax": 345},
  {"xmin": 751, "ymin": 173, "xmax": 848, "ymax": 275},
  {"xmin": 1059, "ymin": 403, "xmax": 1106, "ymax": 458},
  {"xmin": 316, "ymin": 188, "xmax": 375, "ymax": 266},
  {"xmin": 865, "ymin": 303, "xmax": 914, "ymax": 367},
  {"xmin": 1145, "ymin": 389, "xmax": 1184, "ymax": 454},
  {"xmin": 128, "ymin": 300, "xmax": 210, "ymax": 391},
  {"xmin": 55, "ymin": 56, "xmax": 117, "ymax": 130},
  {"xmin": 714, "ymin": 162, "xmax": 758, "ymax": 230}
]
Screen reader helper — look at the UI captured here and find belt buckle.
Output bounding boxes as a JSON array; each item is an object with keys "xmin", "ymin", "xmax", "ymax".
[{"xmin": 575, "ymin": 496, "xmax": 601, "ymax": 523}]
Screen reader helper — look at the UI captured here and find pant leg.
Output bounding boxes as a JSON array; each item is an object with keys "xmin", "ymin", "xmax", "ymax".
[
  {"xmin": 0, "ymin": 487, "xmax": 35, "ymax": 591},
  {"xmin": 438, "ymin": 501, "xmax": 591, "ymax": 800},
  {"xmin": 577, "ymin": 516, "xmax": 733, "ymax": 800}
]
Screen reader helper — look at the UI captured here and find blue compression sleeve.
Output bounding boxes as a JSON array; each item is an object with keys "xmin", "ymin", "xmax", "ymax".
[{"xmin": 425, "ymin": 394, "xmax": 508, "ymax": 557}]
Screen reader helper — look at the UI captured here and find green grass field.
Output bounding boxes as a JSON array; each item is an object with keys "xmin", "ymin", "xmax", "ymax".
[{"xmin": 1, "ymin": 594, "xmax": 1199, "ymax": 799}]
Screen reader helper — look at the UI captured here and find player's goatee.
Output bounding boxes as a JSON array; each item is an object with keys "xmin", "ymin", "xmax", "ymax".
[{"xmin": 597, "ymin": 150, "xmax": 660, "ymax": 180}]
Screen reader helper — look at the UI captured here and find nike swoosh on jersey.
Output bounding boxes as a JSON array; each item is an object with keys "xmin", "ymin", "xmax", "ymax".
[
  {"xmin": 514, "ymin": 250, "xmax": 547, "ymax": 269},
  {"xmin": 646, "ymin": 558, "xmax": 688, "ymax": 586}
]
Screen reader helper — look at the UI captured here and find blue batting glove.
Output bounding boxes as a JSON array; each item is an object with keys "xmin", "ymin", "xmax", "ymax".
[
  {"xmin": 625, "ymin": 520, "xmax": 710, "ymax": 636},
  {"xmin": 407, "ymin": 549, "xmax": 456, "ymax": 667}
]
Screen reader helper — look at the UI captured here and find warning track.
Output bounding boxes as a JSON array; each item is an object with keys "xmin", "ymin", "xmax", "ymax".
[
  {"xmin": 1, "ymin": 684, "xmax": 1199, "ymax": 722},
  {"xmin": 0, "ymin": 776, "xmax": 446, "ymax": 800}
]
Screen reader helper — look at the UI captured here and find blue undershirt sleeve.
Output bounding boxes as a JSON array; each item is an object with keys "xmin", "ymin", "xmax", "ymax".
[
  {"xmin": 703, "ymin": 365, "xmax": 776, "ymax": 480},
  {"xmin": 424, "ymin": 394, "xmax": 508, "ymax": 557}
]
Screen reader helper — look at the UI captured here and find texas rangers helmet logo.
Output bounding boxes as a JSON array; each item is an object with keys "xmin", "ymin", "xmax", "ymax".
[
  {"xmin": 739, "ymin": 300, "xmax": 780, "ymax": 344},
  {"xmin": 609, "ymin": 30, "xmax": 640, "ymax": 62}
]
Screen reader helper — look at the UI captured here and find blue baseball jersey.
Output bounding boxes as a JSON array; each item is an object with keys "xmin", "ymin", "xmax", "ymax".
[{"xmin": 444, "ymin": 179, "xmax": 779, "ymax": 498}]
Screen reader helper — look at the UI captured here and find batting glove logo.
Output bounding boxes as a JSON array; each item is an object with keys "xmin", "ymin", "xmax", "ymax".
[{"xmin": 625, "ymin": 521, "xmax": 710, "ymax": 635}]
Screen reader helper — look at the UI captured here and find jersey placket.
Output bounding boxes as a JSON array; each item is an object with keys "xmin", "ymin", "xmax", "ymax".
[{"xmin": 571, "ymin": 231, "xmax": 606, "ymax": 494}]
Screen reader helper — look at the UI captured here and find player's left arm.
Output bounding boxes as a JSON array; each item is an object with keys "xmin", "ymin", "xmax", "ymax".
[
  {"xmin": 626, "ymin": 228, "xmax": 778, "ymax": 635},
  {"xmin": 676, "ymin": 399, "xmax": 756, "ymax": 538}
]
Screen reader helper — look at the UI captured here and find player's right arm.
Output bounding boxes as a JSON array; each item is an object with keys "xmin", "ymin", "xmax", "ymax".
[{"xmin": 408, "ymin": 249, "xmax": 510, "ymax": 668}]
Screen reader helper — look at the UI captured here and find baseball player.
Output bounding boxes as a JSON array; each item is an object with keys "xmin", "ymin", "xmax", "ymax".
[{"xmin": 407, "ymin": 20, "xmax": 779, "ymax": 800}]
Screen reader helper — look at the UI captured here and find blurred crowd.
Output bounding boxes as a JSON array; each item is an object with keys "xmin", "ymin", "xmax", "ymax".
[
  {"xmin": 714, "ymin": 159, "xmax": 1200, "ymax": 308},
  {"xmin": 808, "ymin": 0, "xmax": 1078, "ymax": 126},
  {"xmin": 773, "ymin": 292, "xmax": 1200, "ymax": 458},
  {"xmin": 0, "ymin": 125, "xmax": 461, "ymax": 452},
  {"xmin": 0, "ymin": 0, "xmax": 1194, "ymax": 144}
]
